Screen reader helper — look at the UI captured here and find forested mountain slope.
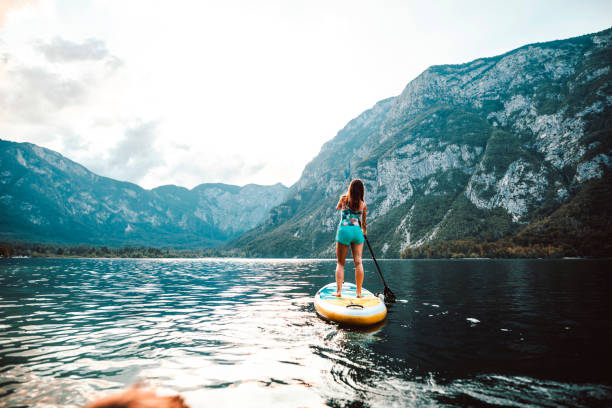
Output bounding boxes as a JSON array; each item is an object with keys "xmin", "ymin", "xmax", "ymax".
[{"xmin": 230, "ymin": 28, "xmax": 612, "ymax": 257}]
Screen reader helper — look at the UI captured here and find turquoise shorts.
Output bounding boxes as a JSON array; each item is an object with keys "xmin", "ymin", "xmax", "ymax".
[{"xmin": 335, "ymin": 225, "xmax": 365, "ymax": 246}]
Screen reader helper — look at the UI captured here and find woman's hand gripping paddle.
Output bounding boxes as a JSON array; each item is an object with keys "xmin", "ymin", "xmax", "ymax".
[{"xmin": 364, "ymin": 235, "xmax": 396, "ymax": 303}]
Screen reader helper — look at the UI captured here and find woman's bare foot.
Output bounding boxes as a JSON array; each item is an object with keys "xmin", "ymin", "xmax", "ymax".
[
  {"xmin": 356, "ymin": 292, "xmax": 363, "ymax": 298},
  {"xmin": 334, "ymin": 292, "xmax": 342, "ymax": 297}
]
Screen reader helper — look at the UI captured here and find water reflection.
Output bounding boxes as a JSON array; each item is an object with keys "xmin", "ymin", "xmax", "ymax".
[{"xmin": 0, "ymin": 258, "xmax": 611, "ymax": 407}]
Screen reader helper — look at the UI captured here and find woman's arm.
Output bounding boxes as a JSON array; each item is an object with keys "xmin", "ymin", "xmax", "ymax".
[
  {"xmin": 336, "ymin": 195, "xmax": 346, "ymax": 210},
  {"xmin": 361, "ymin": 203, "xmax": 367, "ymax": 237}
]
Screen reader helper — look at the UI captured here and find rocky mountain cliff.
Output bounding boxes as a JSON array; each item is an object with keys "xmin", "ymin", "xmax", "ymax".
[
  {"xmin": 231, "ymin": 28, "xmax": 612, "ymax": 257},
  {"xmin": 0, "ymin": 140, "xmax": 288, "ymax": 247}
]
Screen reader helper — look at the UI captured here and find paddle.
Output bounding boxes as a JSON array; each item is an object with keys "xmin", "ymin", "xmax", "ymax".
[{"xmin": 364, "ymin": 235, "xmax": 396, "ymax": 303}]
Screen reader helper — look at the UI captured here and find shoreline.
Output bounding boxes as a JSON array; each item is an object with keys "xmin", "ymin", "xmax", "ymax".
[
  {"xmin": 3, "ymin": 254, "xmax": 606, "ymax": 261},
  {"xmin": 2, "ymin": 241, "xmax": 610, "ymax": 260}
]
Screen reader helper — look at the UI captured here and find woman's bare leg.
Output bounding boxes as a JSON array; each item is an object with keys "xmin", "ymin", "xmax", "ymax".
[
  {"xmin": 351, "ymin": 242, "xmax": 364, "ymax": 297},
  {"xmin": 335, "ymin": 242, "xmax": 349, "ymax": 297}
]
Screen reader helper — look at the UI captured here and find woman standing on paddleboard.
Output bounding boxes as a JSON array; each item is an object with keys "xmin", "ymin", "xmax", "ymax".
[{"xmin": 334, "ymin": 179, "xmax": 367, "ymax": 298}]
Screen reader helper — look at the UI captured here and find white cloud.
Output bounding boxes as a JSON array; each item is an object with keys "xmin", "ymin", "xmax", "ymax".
[
  {"xmin": 99, "ymin": 121, "xmax": 166, "ymax": 184},
  {"xmin": 0, "ymin": 32, "xmax": 127, "ymax": 159},
  {"xmin": 35, "ymin": 36, "xmax": 109, "ymax": 62},
  {"xmin": 2, "ymin": 65, "xmax": 86, "ymax": 121}
]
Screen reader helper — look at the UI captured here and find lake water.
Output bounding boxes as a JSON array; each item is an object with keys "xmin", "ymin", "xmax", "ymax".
[{"xmin": 1, "ymin": 258, "xmax": 611, "ymax": 407}]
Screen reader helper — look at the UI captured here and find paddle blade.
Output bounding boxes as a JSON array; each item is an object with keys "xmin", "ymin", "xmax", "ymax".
[{"xmin": 383, "ymin": 286, "xmax": 396, "ymax": 303}]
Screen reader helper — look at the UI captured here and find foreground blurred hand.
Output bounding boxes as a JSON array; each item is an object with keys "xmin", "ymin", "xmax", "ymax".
[{"xmin": 85, "ymin": 386, "xmax": 190, "ymax": 408}]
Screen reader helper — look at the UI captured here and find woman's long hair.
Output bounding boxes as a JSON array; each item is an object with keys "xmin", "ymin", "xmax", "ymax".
[{"xmin": 346, "ymin": 179, "xmax": 364, "ymax": 211}]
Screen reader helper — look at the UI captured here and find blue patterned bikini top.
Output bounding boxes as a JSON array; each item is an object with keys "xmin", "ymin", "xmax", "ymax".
[{"xmin": 339, "ymin": 206, "xmax": 362, "ymax": 227}]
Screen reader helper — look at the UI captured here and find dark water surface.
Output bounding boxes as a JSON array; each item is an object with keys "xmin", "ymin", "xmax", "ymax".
[{"xmin": 1, "ymin": 258, "xmax": 611, "ymax": 407}]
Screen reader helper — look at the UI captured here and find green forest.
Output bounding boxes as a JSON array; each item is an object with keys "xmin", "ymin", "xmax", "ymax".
[
  {"xmin": 402, "ymin": 172, "xmax": 612, "ymax": 259},
  {"xmin": 0, "ymin": 242, "xmax": 247, "ymax": 259}
]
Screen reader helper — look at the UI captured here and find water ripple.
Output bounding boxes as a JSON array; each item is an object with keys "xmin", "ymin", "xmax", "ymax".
[{"xmin": 1, "ymin": 258, "xmax": 611, "ymax": 407}]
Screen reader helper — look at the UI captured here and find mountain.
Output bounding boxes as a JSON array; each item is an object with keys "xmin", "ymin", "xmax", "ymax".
[
  {"xmin": 0, "ymin": 139, "xmax": 288, "ymax": 248},
  {"xmin": 230, "ymin": 27, "xmax": 612, "ymax": 258}
]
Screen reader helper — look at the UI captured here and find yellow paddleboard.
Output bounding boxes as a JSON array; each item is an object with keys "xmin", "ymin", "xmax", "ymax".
[{"xmin": 314, "ymin": 282, "xmax": 387, "ymax": 326}]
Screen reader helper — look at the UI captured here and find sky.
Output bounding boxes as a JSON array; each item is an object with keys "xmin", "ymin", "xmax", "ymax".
[{"xmin": 1, "ymin": 1, "xmax": 611, "ymax": 189}]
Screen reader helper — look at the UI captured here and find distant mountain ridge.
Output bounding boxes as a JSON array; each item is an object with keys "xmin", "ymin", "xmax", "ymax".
[
  {"xmin": 0, "ymin": 139, "xmax": 288, "ymax": 247},
  {"xmin": 229, "ymin": 27, "xmax": 612, "ymax": 257}
]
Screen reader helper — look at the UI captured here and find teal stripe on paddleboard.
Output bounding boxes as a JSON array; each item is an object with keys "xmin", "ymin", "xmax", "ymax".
[{"xmin": 319, "ymin": 283, "xmax": 368, "ymax": 299}]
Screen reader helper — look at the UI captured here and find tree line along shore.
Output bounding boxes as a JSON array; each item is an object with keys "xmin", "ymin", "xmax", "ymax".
[
  {"xmin": 400, "ymin": 240, "xmax": 606, "ymax": 259},
  {"xmin": 1, "ymin": 238, "xmax": 608, "ymax": 260},
  {"xmin": 0, "ymin": 243, "xmax": 245, "ymax": 259}
]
